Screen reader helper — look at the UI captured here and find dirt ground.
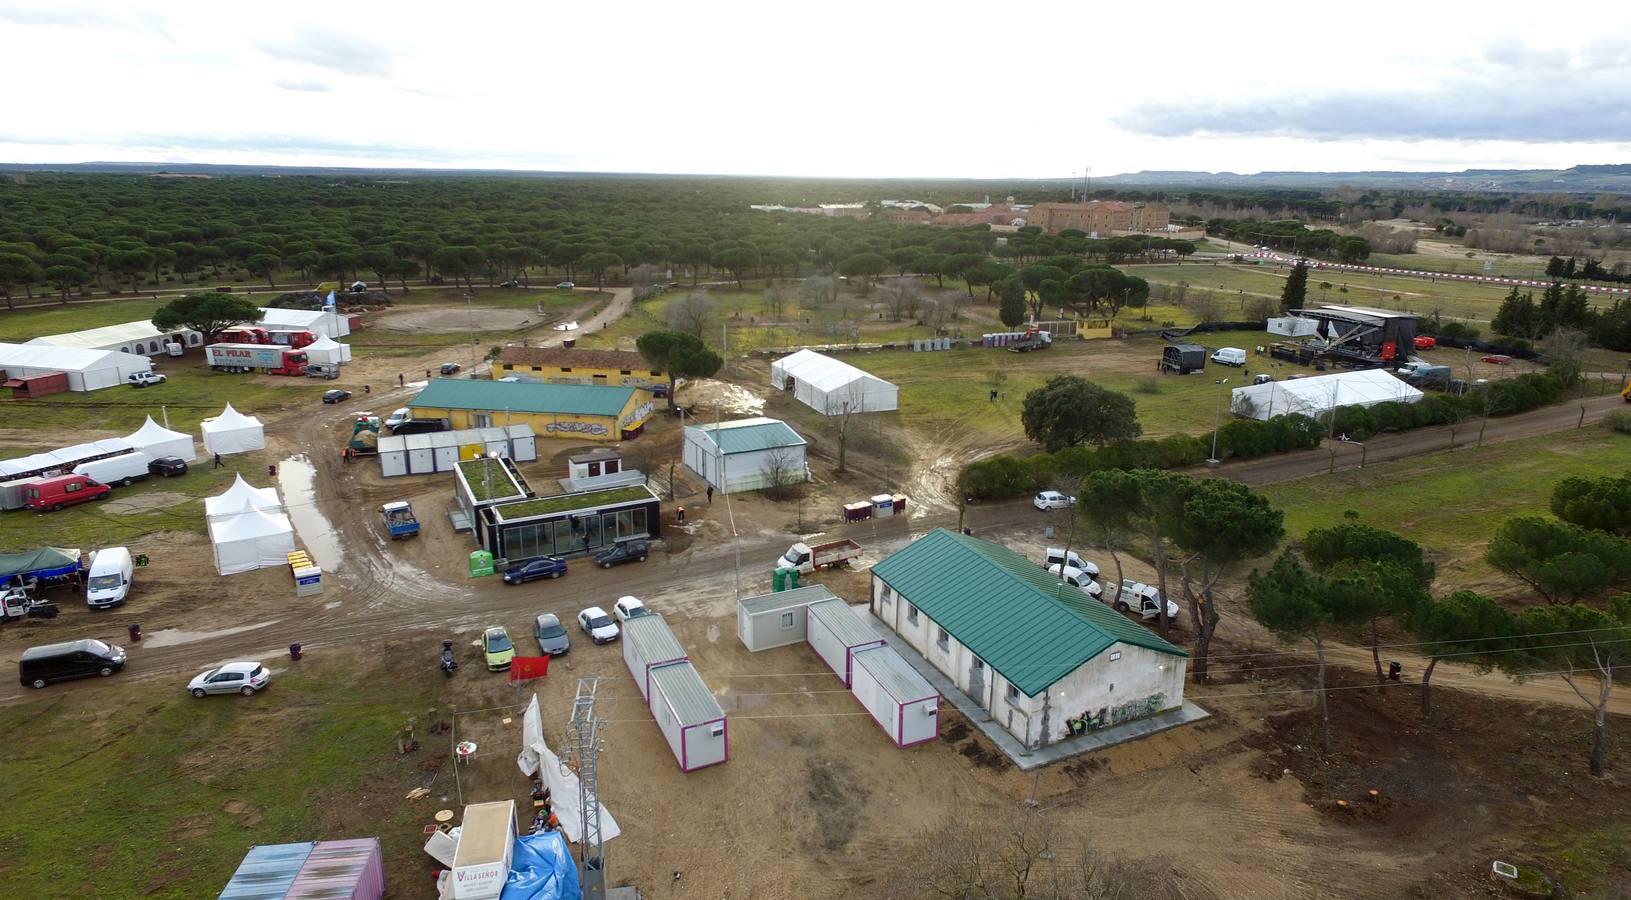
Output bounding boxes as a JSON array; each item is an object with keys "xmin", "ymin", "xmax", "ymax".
[{"xmin": 377, "ymin": 305, "xmax": 549, "ymax": 333}]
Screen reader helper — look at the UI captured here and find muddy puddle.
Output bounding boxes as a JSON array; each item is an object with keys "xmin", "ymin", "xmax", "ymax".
[
  {"xmin": 142, "ymin": 620, "xmax": 279, "ymax": 649},
  {"xmin": 278, "ymin": 455, "xmax": 344, "ymax": 571}
]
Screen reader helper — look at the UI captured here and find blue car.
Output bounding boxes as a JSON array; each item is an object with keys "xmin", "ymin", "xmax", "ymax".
[{"xmin": 502, "ymin": 556, "xmax": 567, "ymax": 585}]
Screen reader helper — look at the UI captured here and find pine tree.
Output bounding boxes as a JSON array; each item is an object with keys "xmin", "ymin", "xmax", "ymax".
[
  {"xmin": 1280, "ymin": 260, "xmax": 1309, "ymax": 311},
  {"xmin": 1491, "ymin": 285, "xmax": 1536, "ymax": 339}
]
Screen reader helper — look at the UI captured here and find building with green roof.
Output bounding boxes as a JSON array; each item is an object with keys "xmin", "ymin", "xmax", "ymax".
[
  {"xmin": 869, "ymin": 528, "xmax": 1186, "ymax": 749},
  {"xmin": 682, "ymin": 417, "xmax": 809, "ymax": 494},
  {"xmin": 409, "ymin": 378, "xmax": 655, "ymax": 442}
]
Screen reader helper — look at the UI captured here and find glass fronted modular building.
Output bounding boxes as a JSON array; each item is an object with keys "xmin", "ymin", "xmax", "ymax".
[{"xmin": 477, "ymin": 484, "xmax": 662, "ymax": 564}]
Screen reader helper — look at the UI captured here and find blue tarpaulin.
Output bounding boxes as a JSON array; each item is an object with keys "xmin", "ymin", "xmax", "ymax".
[{"xmin": 498, "ymin": 831, "xmax": 581, "ymax": 900}]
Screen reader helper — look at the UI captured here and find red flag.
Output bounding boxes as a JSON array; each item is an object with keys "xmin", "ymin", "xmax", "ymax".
[{"xmin": 508, "ymin": 656, "xmax": 551, "ymax": 683}]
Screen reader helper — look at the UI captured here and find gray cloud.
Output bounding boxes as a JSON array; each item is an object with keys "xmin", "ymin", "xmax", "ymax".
[
  {"xmin": 273, "ymin": 78, "xmax": 331, "ymax": 93},
  {"xmin": 252, "ymin": 29, "xmax": 393, "ymax": 77},
  {"xmin": 0, "ymin": 2, "xmax": 171, "ymax": 39}
]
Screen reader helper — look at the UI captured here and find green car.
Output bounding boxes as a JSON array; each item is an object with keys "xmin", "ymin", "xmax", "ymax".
[{"xmin": 483, "ymin": 626, "xmax": 515, "ymax": 671}]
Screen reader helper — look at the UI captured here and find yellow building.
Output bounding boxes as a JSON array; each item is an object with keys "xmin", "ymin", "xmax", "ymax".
[
  {"xmin": 494, "ymin": 346, "xmax": 667, "ymax": 390},
  {"xmin": 408, "ymin": 378, "xmax": 655, "ymax": 441}
]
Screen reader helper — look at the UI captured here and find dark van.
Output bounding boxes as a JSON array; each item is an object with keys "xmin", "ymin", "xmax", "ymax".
[
  {"xmin": 19, "ymin": 639, "xmax": 127, "ymax": 689},
  {"xmin": 389, "ymin": 418, "xmax": 450, "ymax": 436}
]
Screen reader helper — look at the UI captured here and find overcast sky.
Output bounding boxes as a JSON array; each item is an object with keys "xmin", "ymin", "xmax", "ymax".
[{"xmin": 2, "ymin": 0, "xmax": 1626, "ymax": 178}]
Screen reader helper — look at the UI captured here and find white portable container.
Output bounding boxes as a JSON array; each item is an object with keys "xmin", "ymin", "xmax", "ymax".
[
  {"xmin": 73, "ymin": 452, "xmax": 150, "ymax": 487},
  {"xmin": 806, "ymin": 598, "xmax": 885, "ymax": 687},
  {"xmin": 850, "ymin": 646, "xmax": 940, "ymax": 747},
  {"xmin": 622, "ymin": 615, "xmax": 687, "ymax": 702},
  {"xmin": 648, "ymin": 661, "xmax": 727, "ymax": 772},
  {"xmin": 450, "ymin": 800, "xmax": 516, "ymax": 900},
  {"xmin": 737, "ymin": 584, "xmax": 836, "ymax": 651},
  {"xmin": 86, "ymin": 546, "xmax": 134, "ymax": 609}
]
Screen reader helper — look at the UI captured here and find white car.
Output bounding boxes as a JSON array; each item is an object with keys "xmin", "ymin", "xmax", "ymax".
[
  {"xmin": 1033, "ymin": 490, "xmax": 1075, "ymax": 510},
  {"xmin": 612, "ymin": 595, "xmax": 650, "ymax": 623},
  {"xmin": 1043, "ymin": 548, "xmax": 1099, "ymax": 578},
  {"xmin": 127, "ymin": 371, "xmax": 167, "ymax": 387},
  {"xmin": 384, "ymin": 407, "xmax": 411, "ymax": 430},
  {"xmin": 556, "ymin": 281, "xmax": 576, "ymax": 289},
  {"xmin": 577, "ymin": 606, "xmax": 620, "ymax": 644},
  {"xmin": 187, "ymin": 661, "xmax": 270, "ymax": 697},
  {"xmin": 1047, "ymin": 563, "xmax": 1102, "ymax": 598}
]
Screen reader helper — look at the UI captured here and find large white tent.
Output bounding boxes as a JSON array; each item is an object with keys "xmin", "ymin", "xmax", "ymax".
[
  {"xmin": 124, "ymin": 416, "xmax": 197, "ymax": 462},
  {"xmin": 208, "ymin": 507, "xmax": 296, "ymax": 575},
  {"xmin": 258, "ymin": 307, "xmax": 350, "ymax": 338},
  {"xmin": 200, "ymin": 404, "xmax": 266, "ymax": 456},
  {"xmin": 0, "ymin": 342, "xmax": 153, "ymax": 391},
  {"xmin": 205, "ymin": 475, "xmax": 282, "ymax": 522},
  {"xmin": 1230, "ymin": 369, "xmax": 1423, "ymax": 421},
  {"xmin": 770, "ymin": 349, "xmax": 898, "ymax": 415},
  {"xmin": 27, "ymin": 320, "xmax": 201, "ymax": 356},
  {"xmin": 302, "ymin": 335, "xmax": 353, "ymax": 366}
]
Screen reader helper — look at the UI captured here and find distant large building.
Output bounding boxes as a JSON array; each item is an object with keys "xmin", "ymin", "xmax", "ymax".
[
  {"xmin": 930, "ymin": 203, "xmax": 1026, "ymax": 229},
  {"xmin": 1026, "ymin": 201, "xmax": 1170, "ymax": 236}
]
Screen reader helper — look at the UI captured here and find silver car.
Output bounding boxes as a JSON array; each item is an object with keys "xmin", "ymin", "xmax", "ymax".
[
  {"xmin": 187, "ymin": 661, "xmax": 270, "ymax": 697},
  {"xmin": 534, "ymin": 613, "xmax": 571, "ymax": 656}
]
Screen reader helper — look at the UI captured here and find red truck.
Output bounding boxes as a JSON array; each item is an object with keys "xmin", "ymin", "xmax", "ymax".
[
  {"xmin": 25, "ymin": 474, "xmax": 110, "ymax": 511},
  {"xmin": 217, "ymin": 327, "xmax": 274, "ymax": 344},
  {"xmin": 267, "ymin": 329, "xmax": 318, "ymax": 349},
  {"xmin": 204, "ymin": 343, "xmax": 309, "ymax": 375}
]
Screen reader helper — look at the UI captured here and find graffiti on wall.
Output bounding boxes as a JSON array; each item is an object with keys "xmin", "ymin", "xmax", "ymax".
[
  {"xmin": 1064, "ymin": 693, "xmax": 1165, "ymax": 736},
  {"xmin": 546, "ymin": 421, "xmax": 609, "ymax": 435}
]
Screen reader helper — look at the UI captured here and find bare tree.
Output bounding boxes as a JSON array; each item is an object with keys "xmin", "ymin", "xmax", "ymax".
[
  {"xmin": 763, "ymin": 282, "xmax": 787, "ymax": 321},
  {"xmin": 884, "ymin": 277, "xmax": 921, "ymax": 322},
  {"xmin": 760, "ymin": 445, "xmax": 804, "ymax": 500},
  {"xmin": 667, "ymin": 292, "xmax": 715, "ymax": 340},
  {"xmin": 825, "ymin": 386, "xmax": 865, "ymax": 473},
  {"xmin": 1541, "ymin": 326, "xmax": 1589, "ymax": 391},
  {"xmin": 799, "ymin": 273, "xmax": 838, "ymax": 307}
]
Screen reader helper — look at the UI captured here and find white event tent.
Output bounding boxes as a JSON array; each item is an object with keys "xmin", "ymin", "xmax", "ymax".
[
  {"xmin": 770, "ymin": 349, "xmax": 899, "ymax": 415},
  {"xmin": 123, "ymin": 416, "xmax": 197, "ymax": 462},
  {"xmin": 302, "ymin": 335, "xmax": 353, "ymax": 366},
  {"xmin": 0, "ymin": 342, "xmax": 153, "ymax": 391},
  {"xmin": 200, "ymin": 404, "xmax": 266, "ymax": 455},
  {"xmin": 1230, "ymin": 369, "xmax": 1423, "ymax": 421},
  {"xmin": 258, "ymin": 307, "xmax": 350, "ymax": 338},
  {"xmin": 208, "ymin": 507, "xmax": 296, "ymax": 575},
  {"xmin": 205, "ymin": 475, "xmax": 282, "ymax": 522}
]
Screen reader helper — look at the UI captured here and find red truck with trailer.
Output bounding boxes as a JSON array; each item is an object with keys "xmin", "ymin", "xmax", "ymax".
[
  {"xmin": 216, "ymin": 326, "xmax": 274, "ymax": 344},
  {"xmin": 204, "ymin": 343, "xmax": 310, "ymax": 375}
]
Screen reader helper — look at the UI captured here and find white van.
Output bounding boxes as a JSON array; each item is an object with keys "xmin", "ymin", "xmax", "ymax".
[
  {"xmin": 1211, "ymin": 347, "xmax": 1247, "ymax": 367},
  {"xmin": 1048, "ymin": 564, "xmax": 1102, "ymax": 598},
  {"xmin": 1043, "ymin": 548, "xmax": 1099, "ymax": 578},
  {"xmin": 86, "ymin": 546, "xmax": 134, "ymax": 609},
  {"xmin": 74, "ymin": 453, "xmax": 151, "ymax": 488}
]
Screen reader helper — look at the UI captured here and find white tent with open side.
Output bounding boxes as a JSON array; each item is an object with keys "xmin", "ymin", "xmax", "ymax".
[
  {"xmin": 303, "ymin": 335, "xmax": 353, "ymax": 366},
  {"xmin": 123, "ymin": 416, "xmax": 197, "ymax": 462},
  {"xmin": 208, "ymin": 507, "xmax": 296, "ymax": 575},
  {"xmin": 258, "ymin": 307, "xmax": 350, "ymax": 338},
  {"xmin": 205, "ymin": 474, "xmax": 282, "ymax": 522},
  {"xmin": 200, "ymin": 404, "xmax": 266, "ymax": 455},
  {"xmin": 0, "ymin": 342, "xmax": 153, "ymax": 391},
  {"xmin": 1230, "ymin": 369, "xmax": 1423, "ymax": 421},
  {"xmin": 770, "ymin": 349, "xmax": 898, "ymax": 415}
]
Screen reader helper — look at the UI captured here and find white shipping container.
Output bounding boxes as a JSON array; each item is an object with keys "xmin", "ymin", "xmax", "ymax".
[
  {"xmin": 737, "ymin": 584, "xmax": 837, "ymax": 652},
  {"xmin": 648, "ymin": 661, "xmax": 727, "ymax": 772},
  {"xmin": 851, "ymin": 646, "xmax": 940, "ymax": 748},
  {"xmin": 622, "ymin": 615, "xmax": 687, "ymax": 702},
  {"xmin": 805, "ymin": 598, "xmax": 884, "ymax": 687}
]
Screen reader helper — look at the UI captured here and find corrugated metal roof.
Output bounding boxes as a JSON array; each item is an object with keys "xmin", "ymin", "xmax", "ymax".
[
  {"xmin": 625, "ymin": 615, "xmax": 686, "ymax": 666},
  {"xmin": 218, "ymin": 842, "xmax": 316, "ymax": 900},
  {"xmin": 411, "ymin": 378, "xmax": 634, "ymax": 417},
  {"xmin": 739, "ymin": 584, "xmax": 837, "ymax": 615},
  {"xmin": 871, "ymin": 529, "xmax": 1185, "ymax": 696},
  {"xmin": 694, "ymin": 417, "xmax": 805, "ymax": 454},
  {"xmin": 853, "ymin": 646, "xmax": 937, "ymax": 702},
  {"xmin": 649, "ymin": 661, "xmax": 724, "ymax": 725},
  {"xmin": 807, "ymin": 598, "xmax": 880, "ymax": 648},
  {"xmin": 285, "ymin": 838, "xmax": 381, "ymax": 900}
]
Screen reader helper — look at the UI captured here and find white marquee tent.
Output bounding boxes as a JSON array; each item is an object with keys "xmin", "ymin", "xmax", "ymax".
[
  {"xmin": 26, "ymin": 320, "xmax": 201, "ymax": 356},
  {"xmin": 770, "ymin": 349, "xmax": 898, "ymax": 415},
  {"xmin": 124, "ymin": 416, "xmax": 197, "ymax": 462},
  {"xmin": 200, "ymin": 404, "xmax": 266, "ymax": 456},
  {"xmin": 205, "ymin": 475, "xmax": 282, "ymax": 522},
  {"xmin": 258, "ymin": 307, "xmax": 350, "ymax": 338},
  {"xmin": 0, "ymin": 342, "xmax": 153, "ymax": 391},
  {"xmin": 1230, "ymin": 369, "xmax": 1423, "ymax": 421},
  {"xmin": 208, "ymin": 507, "xmax": 296, "ymax": 575},
  {"xmin": 303, "ymin": 335, "xmax": 353, "ymax": 366}
]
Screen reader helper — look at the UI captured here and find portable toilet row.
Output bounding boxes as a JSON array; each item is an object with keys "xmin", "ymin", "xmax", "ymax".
[
  {"xmin": 621, "ymin": 615, "xmax": 727, "ymax": 772},
  {"xmin": 911, "ymin": 338, "xmax": 953, "ymax": 351}
]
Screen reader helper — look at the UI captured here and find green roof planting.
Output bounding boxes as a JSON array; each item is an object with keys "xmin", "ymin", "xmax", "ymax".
[
  {"xmin": 456, "ymin": 457, "xmax": 527, "ymax": 502},
  {"xmin": 871, "ymin": 528, "xmax": 1186, "ymax": 696},
  {"xmin": 493, "ymin": 484, "xmax": 657, "ymax": 520},
  {"xmin": 412, "ymin": 378, "xmax": 635, "ymax": 417},
  {"xmin": 696, "ymin": 417, "xmax": 806, "ymax": 454}
]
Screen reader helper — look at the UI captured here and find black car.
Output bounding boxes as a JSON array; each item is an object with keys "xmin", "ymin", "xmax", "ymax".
[
  {"xmin": 594, "ymin": 540, "xmax": 650, "ymax": 569},
  {"xmin": 502, "ymin": 556, "xmax": 568, "ymax": 584},
  {"xmin": 148, "ymin": 456, "xmax": 188, "ymax": 478},
  {"xmin": 321, "ymin": 389, "xmax": 353, "ymax": 404},
  {"xmin": 440, "ymin": 362, "xmax": 462, "ymax": 375}
]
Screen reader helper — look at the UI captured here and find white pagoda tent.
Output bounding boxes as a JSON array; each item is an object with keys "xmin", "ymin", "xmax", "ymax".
[
  {"xmin": 208, "ymin": 507, "xmax": 296, "ymax": 575},
  {"xmin": 303, "ymin": 335, "xmax": 352, "ymax": 366},
  {"xmin": 123, "ymin": 416, "xmax": 197, "ymax": 462},
  {"xmin": 205, "ymin": 475, "xmax": 282, "ymax": 522},
  {"xmin": 200, "ymin": 404, "xmax": 266, "ymax": 455}
]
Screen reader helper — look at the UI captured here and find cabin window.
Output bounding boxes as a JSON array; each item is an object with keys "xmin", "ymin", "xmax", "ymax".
[
  {"xmin": 1005, "ymin": 683, "xmax": 1021, "ymax": 705},
  {"xmin": 780, "ymin": 612, "xmax": 795, "ymax": 629},
  {"xmin": 531, "ymin": 366, "xmax": 542, "ymax": 372},
  {"xmin": 620, "ymin": 370, "xmax": 631, "ymax": 375},
  {"xmin": 561, "ymin": 367, "xmax": 572, "ymax": 373},
  {"xmin": 936, "ymin": 628, "xmax": 949, "ymax": 652},
  {"xmin": 906, "ymin": 603, "xmax": 918, "ymax": 626}
]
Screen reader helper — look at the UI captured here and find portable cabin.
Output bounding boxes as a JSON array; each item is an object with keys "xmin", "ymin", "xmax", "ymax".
[
  {"xmin": 850, "ymin": 646, "xmax": 940, "ymax": 748},
  {"xmin": 648, "ymin": 661, "xmax": 727, "ymax": 772},
  {"xmin": 622, "ymin": 614, "xmax": 687, "ymax": 702},
  {"xmin": 450, "ymin": 801, "xmax": 516, "ymax": 900},
  {"xmin": 806, "ymin": 598, "xmax": 885, "ymax": 686},
  {"xmin": 737, "ymin": 584, "xmax": 837, "ymax": 651}
]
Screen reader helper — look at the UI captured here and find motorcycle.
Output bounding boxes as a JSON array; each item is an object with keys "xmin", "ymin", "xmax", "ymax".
[{"xmin": 440, "ymin": 639, "xmax": 458, "ymax": 677}]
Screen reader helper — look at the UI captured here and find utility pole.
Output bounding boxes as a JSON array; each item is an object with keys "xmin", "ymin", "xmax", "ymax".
[
  {"xmin": 569, "ymin": 678, "xmax": 606, "ymax": 899},
  {"xmin": 464, "ymin": 290, "xmax": 479, "ymax": 374},
  {"xmin": 1207, "ymin": 378, "xmax": 1229, "ymax": 464}
]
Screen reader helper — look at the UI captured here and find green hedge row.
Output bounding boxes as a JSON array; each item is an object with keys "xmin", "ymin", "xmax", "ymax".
[{"xmin": 1329, "ymin": 373, "xmax": 1565, "ymax": 441}]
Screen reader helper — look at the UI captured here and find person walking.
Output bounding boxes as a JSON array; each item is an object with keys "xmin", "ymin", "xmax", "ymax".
[
  {"xmin": 706, "ymin": 485, "xmax": 714, "ymax": 504},
  {"xmin": 398, "ymin": 373, "xmax": 405, "ymax": 387},
  {"xmin": 213, "ymin": 452, "xmax": 223, "ymax": 469}
]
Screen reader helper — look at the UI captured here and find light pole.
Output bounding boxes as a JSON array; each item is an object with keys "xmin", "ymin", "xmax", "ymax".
[{"xmin": 1207, "ymin": 378, "xmax": 1229, "ymax": 465}]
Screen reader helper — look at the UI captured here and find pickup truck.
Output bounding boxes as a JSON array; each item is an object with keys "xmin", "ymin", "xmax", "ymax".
[
  {"xmin": 774, "ymin": 539, "xmax": 862, "ymax": 575},
  {"xmin": 380, "ymin": 501, "xmax": 420, "ymax": 540}
]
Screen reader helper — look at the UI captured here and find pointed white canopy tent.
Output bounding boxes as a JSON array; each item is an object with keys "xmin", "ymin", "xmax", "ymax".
[
  {"xmin": 1229, "ymin": 369, "xmax": 1423, "ymax": 421},
  {"xmin": 123, "ymin": 416, "xmax": 197, "ymax": 462},
  {"xmin": 200, "ymin": 404, "xmax": 266, "ymax": 455},
  {"xmin": 208, "ymin": 507, "xmax": 296, "ymax": 576},
  {"xmin": 770, "ymin": 348, "xmax": 899, "ymax": 415},
  {"xmin": 205, "ymin": 474, "xmax": 282, "ymax": 522},
  {"xmin": 302, "ymin": 335, "xmax": 353, "ymax": 366}
]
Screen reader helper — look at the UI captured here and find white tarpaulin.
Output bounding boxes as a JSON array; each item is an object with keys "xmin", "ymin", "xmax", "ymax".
[
  {"xmin": 303, "ymin": 335, "xmax": 353, "ymax": 366},
  {"xmin": 1230, "ymin": 369, "xmax": 1423, "ymax": 421},
  {"xmin": 770, "ymin": 348, "xmax": 898, "ymax": 415},
  {"xmin": 205, "ymin": 474, "xmax": 282, "ymax": 522},
  {"xmin": 515, "ymin": 694, "xmax": 621, "ymax": 845},
  {"xmin": 123, "ymin": 416, "xmax": 197, "ymax": 462},
  {"xmin": 208, "ymin": 507, "xmax": 295, "ymax": 575},
  {"xmin": 200, "ymin": 404, "xmax": 266, "ymax": 455}
]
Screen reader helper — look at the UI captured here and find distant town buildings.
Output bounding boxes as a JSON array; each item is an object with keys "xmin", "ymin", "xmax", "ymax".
[
  {"xmin": 747, "ymin": 196, "xmax": 1172, "ymax": 237},
  {"xmin": 1026, "ymin": 200, "xmax": 1170, "ymax": 236}
]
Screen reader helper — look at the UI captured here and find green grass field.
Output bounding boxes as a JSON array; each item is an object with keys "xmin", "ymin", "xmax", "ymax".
[
  {"xmin": 0, "ymin": 297, "xmax": 177, "ymax": 343},
  {"xmin": 1, "ymin": 361, "xmax": 327, "ymax": 435},
  {"xmin": 0, "ymin": 658, "xmax": 438, "ymax": 898},
  {"xmin": 1260, "ymin": 428, "xmax": 1631, "ymax": 586}
]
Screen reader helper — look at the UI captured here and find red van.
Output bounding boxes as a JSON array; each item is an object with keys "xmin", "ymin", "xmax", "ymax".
[{"xmin": 25, "ymin": 474, "xmax": 111, "ymax": 511}]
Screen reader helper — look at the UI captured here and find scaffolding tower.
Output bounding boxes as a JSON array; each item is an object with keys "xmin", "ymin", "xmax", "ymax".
[{"xmin": 569, "ymin": 677, "xmax": 606, "ymax": 899}]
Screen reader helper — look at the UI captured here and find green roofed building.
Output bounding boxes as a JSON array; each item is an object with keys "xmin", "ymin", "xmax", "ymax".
[
  {"xmin": 681, "ymin": 417, "xmax": 809, "ymax": 494},
  {"xmin": 869, "ymin": 528, "xmax": 1186, "ymax": 749},
  {"xmin": 409, "ymin": 378, "xmax": 656, "ymax": 441}
]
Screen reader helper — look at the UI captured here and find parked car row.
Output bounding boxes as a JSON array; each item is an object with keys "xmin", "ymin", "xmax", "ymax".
[
  {"xmin": 19, "ymin": 638, "xmax": 270, "ymax": 700},
  {"xmin": 1038, "ymin": 548, "xmax": 1180, "ymax": 624},
  {"xmin": 500, "ymin": 539, "xmax": 652, "ymax": 585}
]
